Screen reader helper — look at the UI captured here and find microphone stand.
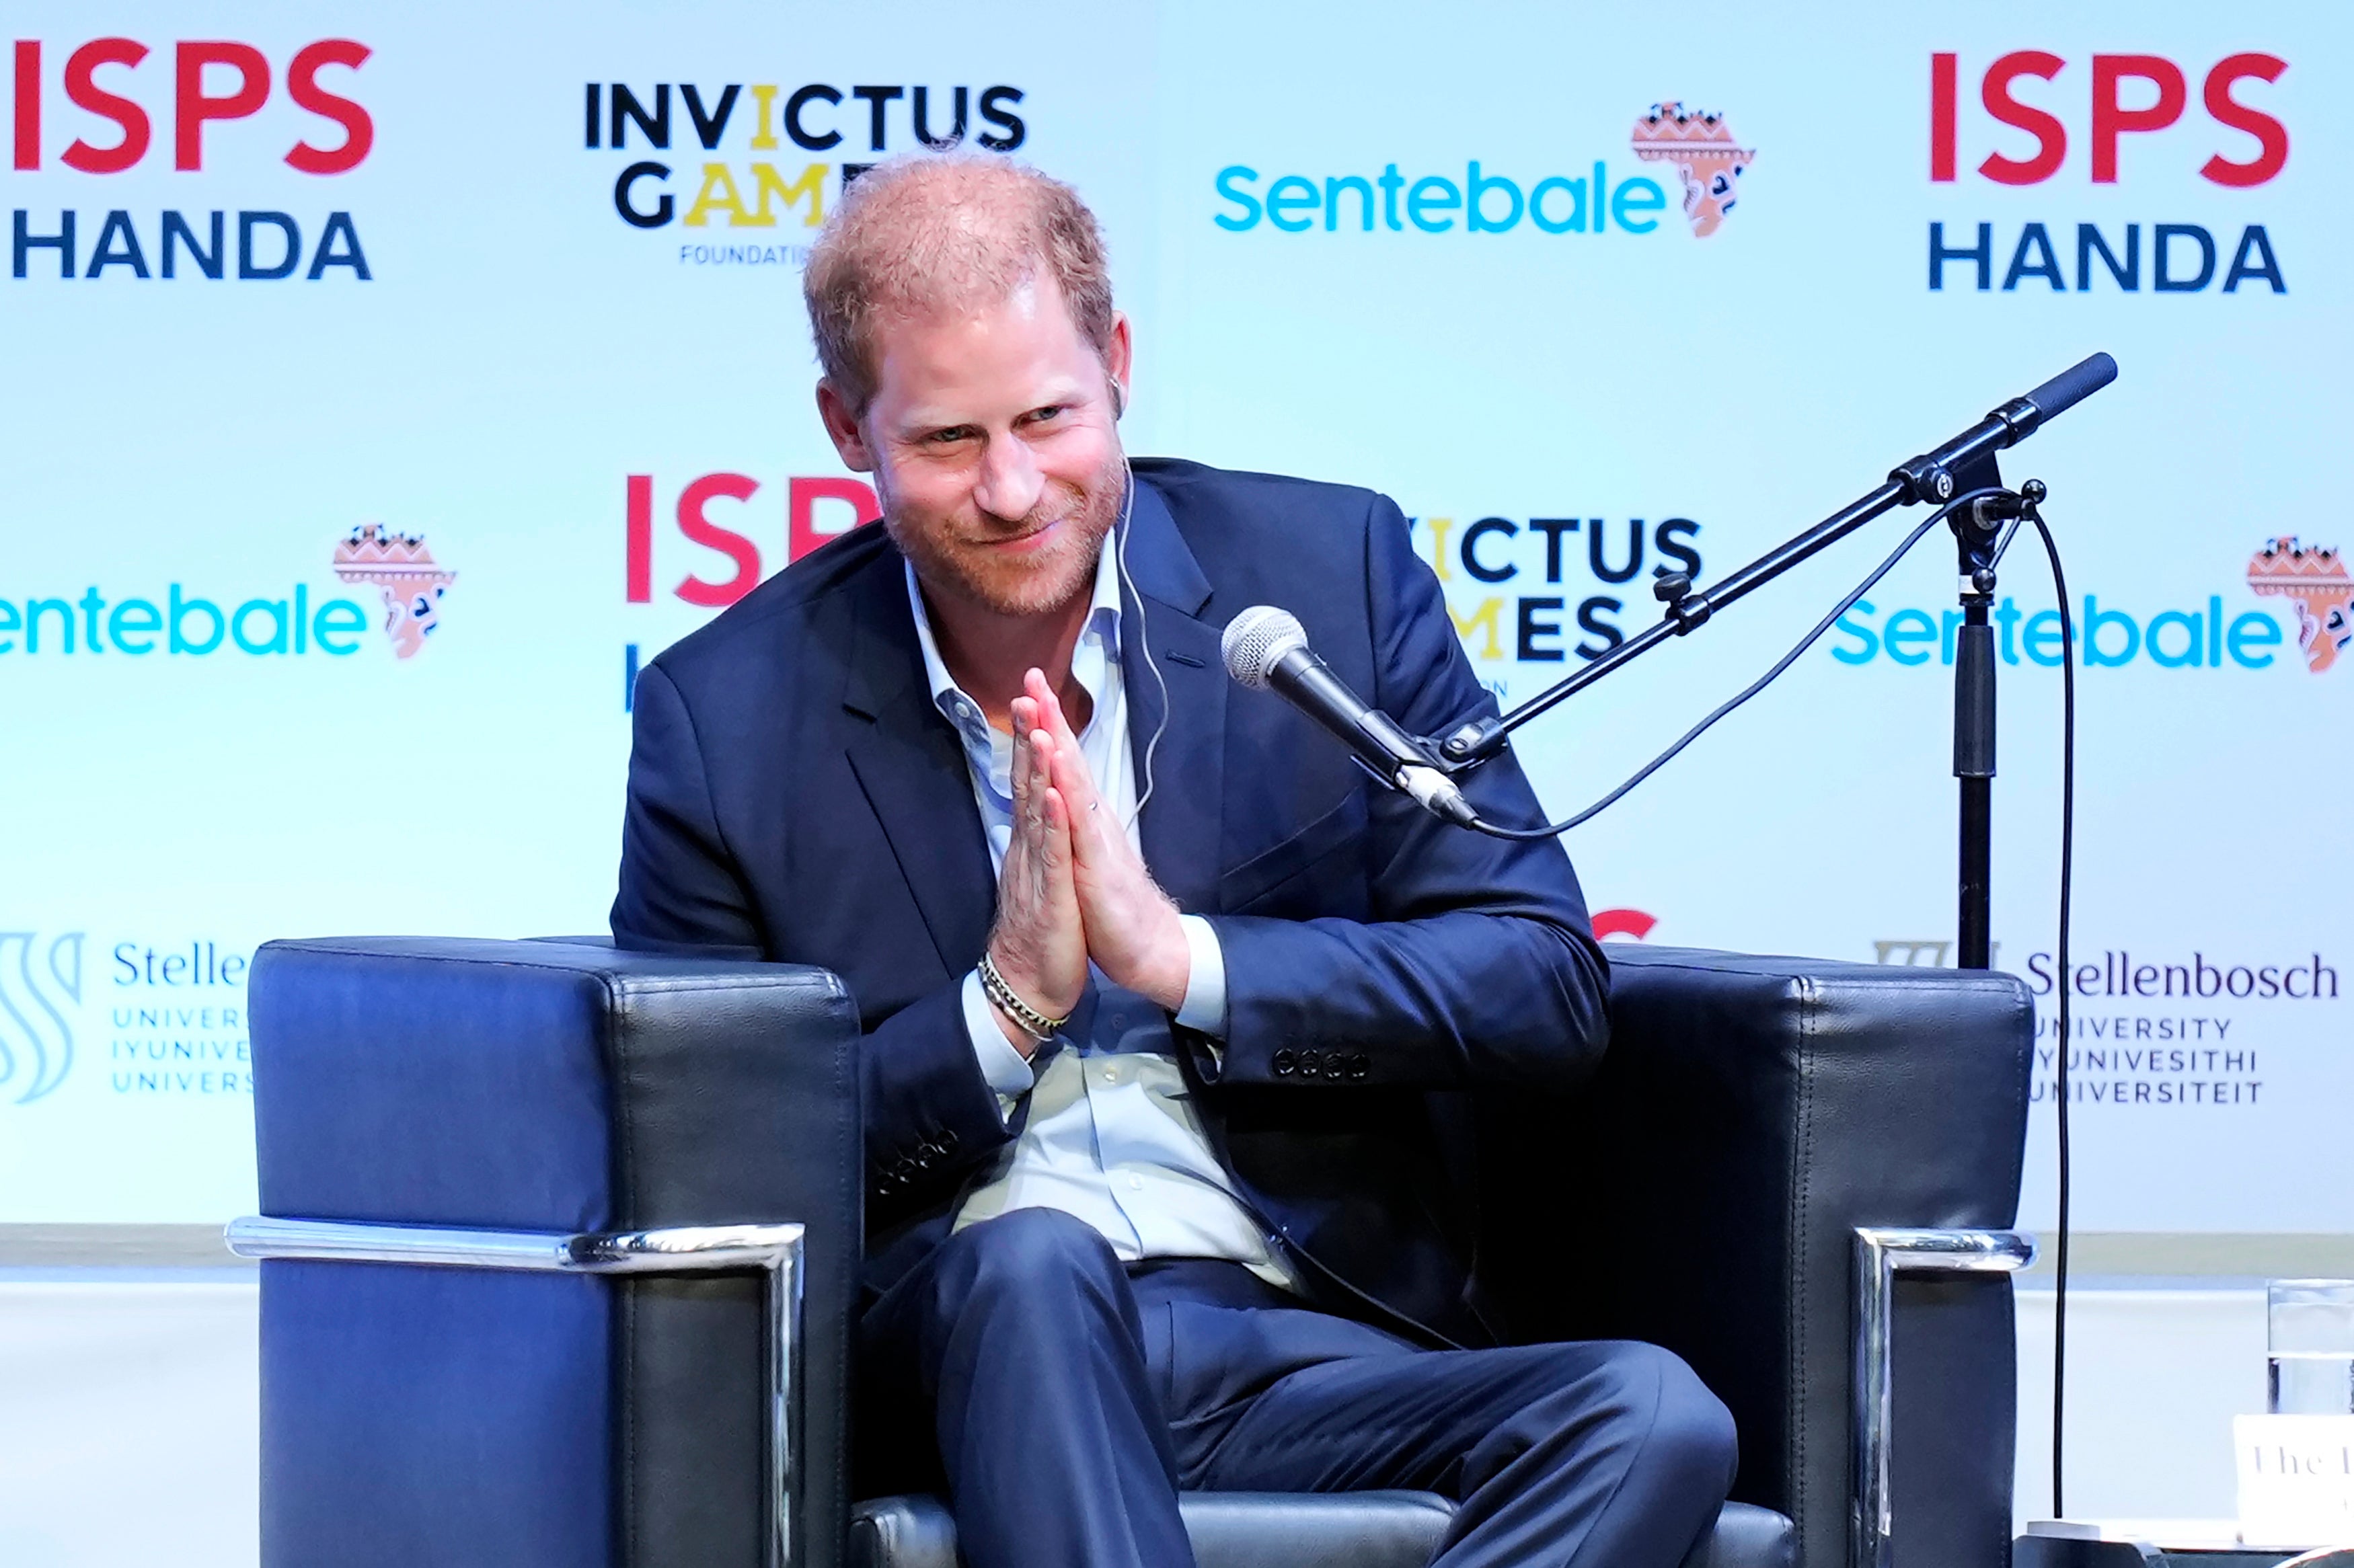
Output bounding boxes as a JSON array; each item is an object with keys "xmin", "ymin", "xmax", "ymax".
[{"xmin": 1427, "ymin": 370, "xmax": 2090, "ymax": 972}]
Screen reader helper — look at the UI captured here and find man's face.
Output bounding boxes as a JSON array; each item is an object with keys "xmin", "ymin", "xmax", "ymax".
[{"xmin": 820, "ymin": 272, "xmax": 1131, "ymax": 620}]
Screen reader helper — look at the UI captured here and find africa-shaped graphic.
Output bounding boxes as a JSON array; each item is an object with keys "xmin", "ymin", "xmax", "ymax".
[
  {"xmin": 1630, "ymin": 102, "xmax": 1755, "ymax": 238},
  {"xmin": 333, "ymin": 524, "xmax": 457, "ymax": 659},
  {"xmin": 2246, "ymin": 537, "xmax": 2351, "ymax": 674}
]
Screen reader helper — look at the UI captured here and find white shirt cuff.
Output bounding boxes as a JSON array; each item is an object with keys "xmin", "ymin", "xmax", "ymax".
[
  {"xmin": 962, "ymin": 968, "xmax": 1038, "ymax": 1114},
  {"xmin": 1174, "ymin": 914, "xmax": 1229, "ymax": 1035}
]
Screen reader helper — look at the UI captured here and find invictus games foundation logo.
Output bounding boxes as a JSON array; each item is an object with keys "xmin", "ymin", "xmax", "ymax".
[
  {"xmin": 0, "ymin": 931, "xmax": 83, "ymax": 1105},
  {"xmin": 1630, "ymin": 103, "xmax": 1755, "ymax": 237},
  {"xmin": 333, "ymin": 524, "xmax": 456, "ymax": 659},
  {"xmin": 2246, "ymin": 538, "xmax": 2351, "ymax": 674},
  {"xmin": 582, "ymin": 79, "xmax": 1027, "ymax": 265}
]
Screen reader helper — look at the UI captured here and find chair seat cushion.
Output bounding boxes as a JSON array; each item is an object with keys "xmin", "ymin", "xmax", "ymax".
[{"xmin": 849, "ymin": 1491, "xmax": 1792, "ymax": 1568}]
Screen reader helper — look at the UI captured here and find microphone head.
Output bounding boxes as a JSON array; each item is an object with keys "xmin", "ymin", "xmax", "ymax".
[{"xmin": 1221, "ymin": 605, "xmax": 1307, "ymax": 690}]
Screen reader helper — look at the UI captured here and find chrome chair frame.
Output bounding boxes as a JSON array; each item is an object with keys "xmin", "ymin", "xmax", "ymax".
[
  {"xmin": 223, "ymin": 1214, "xmax": 2018, "ymax": 1568},
  {"xmin": 1853, "ymin": 1226, "xmax": 2037, "ymax": 1568},
  {"xmin": 227, "ymin": 1216, "xmax": 807, "ymax": 1568}
]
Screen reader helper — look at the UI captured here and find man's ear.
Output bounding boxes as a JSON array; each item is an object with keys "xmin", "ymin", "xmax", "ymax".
[
  {"xmin": 1105, "ymin": 312, "xmax": 1134, "ymax": 411},
  {"xmin": 814, "ymin": 379, "xmax": 876, "ymax": 472}
]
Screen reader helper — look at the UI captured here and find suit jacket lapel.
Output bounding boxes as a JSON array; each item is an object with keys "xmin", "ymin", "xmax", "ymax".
[
  {"xmin": 1119, "ymin": 479, "xmax": 1227, "ymax": 916},
  {"xmin": 841, "ymin": 559, "xmax": 996, "ymax": 978}
]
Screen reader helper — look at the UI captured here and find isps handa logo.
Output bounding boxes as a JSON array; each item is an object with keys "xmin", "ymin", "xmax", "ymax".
[
  {"xmin": 0, "ymin": 931, "xmax": 81, "ymax": 1105},
  {"xmin": 1926, "ymin": 50, "xmax": 2287, "ymax": 296},
  {"xmin": 584, "ymin": 79, "xmax": 1027, "ymax": 267},
  {"xmin": 1216, "ymin": 101, "xmax": 1753, "ymax": 240},
  {"xmin": 621, "ymin": 468, "xmax": 880, "ymax": 707},
  {"xmin": 7, "ymin": 36, "xmax": 374, "ymax": 282},
  {"xmin": 0, "ymin": 526, "xmax": 455, "ymax": 662}
]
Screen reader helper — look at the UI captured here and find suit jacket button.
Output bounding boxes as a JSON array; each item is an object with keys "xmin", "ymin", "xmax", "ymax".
[
  {"xmin": 1348, "ymin": 1053, "xmax": 1369, "ymax": 1079},
  {"xmin": 937, "ymin": 1129, "xmax": 958, "ymax": 1151},
  {"xmin": 1273, "ymin": 1050, "xmax": 1297, "ymax": 1076}
]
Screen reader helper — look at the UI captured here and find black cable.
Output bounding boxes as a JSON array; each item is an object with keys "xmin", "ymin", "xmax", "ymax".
[
  {"xmin": 1459, "ymin": 492, "xmax": 2082, "ymax": 1520},
  {"xmin": 2028, "ymin": 514, "xmax": 2076, "ymax": 1519},
  {"xmin": 1466, "ymin": 489, "xmax": 2010, "ymax": 842},
  {"xmin": 1460, "ymin": 487, "xmax": 2081, "ymax": 1513}
]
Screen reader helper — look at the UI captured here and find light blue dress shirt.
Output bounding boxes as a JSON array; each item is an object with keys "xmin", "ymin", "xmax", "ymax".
[{"xmin": 903, "ymin": 536, "xmax": 1297, "ymax": 1289}]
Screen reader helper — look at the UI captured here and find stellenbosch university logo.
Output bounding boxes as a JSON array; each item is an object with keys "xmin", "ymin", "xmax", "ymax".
[
  {"xmin": 0, "ymin": 931, "xmax": 81, "ymax": 1105},
  {"xmin": 0, "ymin": 526, "xmax": 455, "ymax": 660},
  {"xmin": 1829, "ymin": 536, "xmax": 2334, "ymax": 674},
  {"xmin": 8, "ymin": 36, "xmax": 374, "ymax": 282},
  {"xmin": 584, "ymin": 78, "xmax": 1026, "ymax": 266},
  {"xmin": 1873, "ymin": 936, "xmax": 2337, "ymax": 1111},
  {"xmin": 1215, "ymin": 102, "xmax": 1753, "ymax": 239}
]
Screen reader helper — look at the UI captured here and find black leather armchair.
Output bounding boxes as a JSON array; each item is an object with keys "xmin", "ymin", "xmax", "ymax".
[{"xmin": 232, "ymin": 939, "xmax": 2030, "ymax": 1568}]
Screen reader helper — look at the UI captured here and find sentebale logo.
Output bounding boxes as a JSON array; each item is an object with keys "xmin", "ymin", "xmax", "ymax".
[
  {"xmin": 332, "ymin": 524, "xmax": 456, "ymax": 659},
  {"xmin": 0, "ymin": 931, "xmax": 83, "ymax": 1105},
  {"xmin": 1630, "ymin": 102, "xmax": 1755, "ymax": 237},
  {"xmin": 2246, "ymin": 538, "xmax": 2350, "ymax": 674},
  {"xmin": 1214, "ymin": 102, "xmax": 1754, "ymax": 239}
]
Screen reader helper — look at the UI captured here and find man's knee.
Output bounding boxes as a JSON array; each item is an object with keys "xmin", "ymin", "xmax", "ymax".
[
  {"xmin": 1592, "ymin": 1341, "xmax": 1739, "ymax": 1488},
  {"xmin": 940, "ymin": 1207, "xmax": 1127, "ymax": 1313}
]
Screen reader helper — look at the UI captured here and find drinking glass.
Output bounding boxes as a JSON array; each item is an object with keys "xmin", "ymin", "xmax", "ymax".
[{"xmin": 2268, "ymin": 1280, "xmax": 2354, "ymax": 1416}]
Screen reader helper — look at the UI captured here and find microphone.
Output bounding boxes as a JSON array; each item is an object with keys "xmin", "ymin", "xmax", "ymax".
[
  {"xmin": 1221, "ymin": 606, "xmax": 1479, "ymax": 828},
  {"xmin": 1895, "ymin": 351, "xmax": 2119, "ymax": 504}
]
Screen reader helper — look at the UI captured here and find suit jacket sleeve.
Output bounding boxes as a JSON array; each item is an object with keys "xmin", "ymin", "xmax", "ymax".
[
  {"xmin": 611, "ymin": 663, "xmax": 1018, "ymax": 1201},
  {"xmin": 1201, "ymin": 494, "xmax": 1610, "ymax": 1093}
]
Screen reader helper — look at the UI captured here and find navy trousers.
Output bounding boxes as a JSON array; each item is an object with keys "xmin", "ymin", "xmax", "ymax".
[{"xmin": 856, "ymin": 1208, "xmax": 1738, "ymax": 1568}]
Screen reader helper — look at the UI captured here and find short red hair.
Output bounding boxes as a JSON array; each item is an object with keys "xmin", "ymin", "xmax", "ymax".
[{"xmin": 802, "ymin": 152, "xmax": 1116, "ymax": 416}]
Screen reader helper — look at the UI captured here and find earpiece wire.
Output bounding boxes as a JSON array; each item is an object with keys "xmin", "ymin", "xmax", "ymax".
[{"xmin": 1116, "ymin": 450, "xmax": 1167, "ymax": 830}]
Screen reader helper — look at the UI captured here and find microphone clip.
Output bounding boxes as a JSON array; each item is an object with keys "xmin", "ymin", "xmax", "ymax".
[{"xmin": 1954, "ymin": 478, "xmax": 2047, "ymax": 594}]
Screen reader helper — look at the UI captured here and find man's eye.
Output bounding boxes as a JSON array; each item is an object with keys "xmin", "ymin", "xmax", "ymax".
[
  {"xmin": 1024, "ymin": 405, "xmax": 1066, "ymax": 426},
  {"xmin": 928, "ymin": 427, "xmax": 977, "ymax": 445}
]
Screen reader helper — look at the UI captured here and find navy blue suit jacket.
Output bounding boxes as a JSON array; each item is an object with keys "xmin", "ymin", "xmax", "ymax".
[{"xmin": 611, "ymin": 458, "xmax": 1608, "ymax": 1345}]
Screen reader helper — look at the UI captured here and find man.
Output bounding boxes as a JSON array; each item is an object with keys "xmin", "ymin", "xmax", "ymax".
[{"xmin": 611, "ymin": 153, "xmax": 1734, "ymax": 1568}]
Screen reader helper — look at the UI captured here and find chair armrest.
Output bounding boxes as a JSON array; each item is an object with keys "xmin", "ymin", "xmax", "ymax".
[
  {"xmin": 1477, "ymin": 945, "xmax": 2030, "ymax": 1568},
  {"xmin": 250, "ymin": 935, "xmax": 863, "ymax": 1568}
]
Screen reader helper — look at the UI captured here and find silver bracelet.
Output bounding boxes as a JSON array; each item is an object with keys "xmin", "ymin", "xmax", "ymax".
[{"xmin": 978, "ymin": 950, "xmax": 1069, "ymax": 1042}]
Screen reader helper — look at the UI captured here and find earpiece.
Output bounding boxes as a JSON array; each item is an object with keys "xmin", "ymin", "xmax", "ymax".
[{"xmin": 1110, "ymin": 381, "xmax": 1128, "ymax": 419}]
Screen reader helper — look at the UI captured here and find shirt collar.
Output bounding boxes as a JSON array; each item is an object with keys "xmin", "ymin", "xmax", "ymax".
[{"xmin": 903, "ymin": 526, "xmax": 1125, "ymax": 738}]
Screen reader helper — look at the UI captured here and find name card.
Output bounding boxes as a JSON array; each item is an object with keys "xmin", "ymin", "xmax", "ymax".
[{"xmin": 2236, "ymin": 1415, "xmax": 2354, "ymax": 1546}]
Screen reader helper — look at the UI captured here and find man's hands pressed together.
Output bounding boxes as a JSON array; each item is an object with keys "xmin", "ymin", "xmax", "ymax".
[
  {"xmin": 982, "ymin": 668, "xmax": 1193, "ymax": 1053},
  {"xmin": 984, "ymin": 684, "xmax": 1090, "ymax": 1056}
]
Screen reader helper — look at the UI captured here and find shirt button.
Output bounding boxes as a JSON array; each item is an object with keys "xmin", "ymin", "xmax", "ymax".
[
  {"xmin": 1126, "ymin": 1174, "xmax": 1144, "ymax": 1191},
  {"xmin": 1101, "ymin": 1066, "xmax": 1119, "ymax": 1085}
]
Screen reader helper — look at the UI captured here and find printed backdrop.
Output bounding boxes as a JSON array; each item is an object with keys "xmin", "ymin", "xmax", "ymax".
[{"xmin": 1, "ymin": 1, "xmax": 2345, "ymax": 1231}]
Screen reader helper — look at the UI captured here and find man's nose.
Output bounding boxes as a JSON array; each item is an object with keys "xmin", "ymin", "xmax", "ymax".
[{"xmin": 971, "ymin": 432, "xmax": 1045, "ymax": 523}]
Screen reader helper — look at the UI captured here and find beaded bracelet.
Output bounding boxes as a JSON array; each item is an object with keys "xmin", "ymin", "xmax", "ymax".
[{"xmin": 977, "ymin": 949, "xmax": 1069, "ymax": 1041}]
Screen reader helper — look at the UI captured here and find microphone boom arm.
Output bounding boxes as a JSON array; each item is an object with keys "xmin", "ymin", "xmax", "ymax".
[{"xmin": 1432, "ymin": 352, "xmax": 2115, "ymax": 769}]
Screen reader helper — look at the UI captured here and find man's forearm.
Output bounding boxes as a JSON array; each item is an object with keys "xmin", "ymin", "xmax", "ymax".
[{"xmin": 1205, "ymin": 907, "xmax": 1607, "ymax": 1091}]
